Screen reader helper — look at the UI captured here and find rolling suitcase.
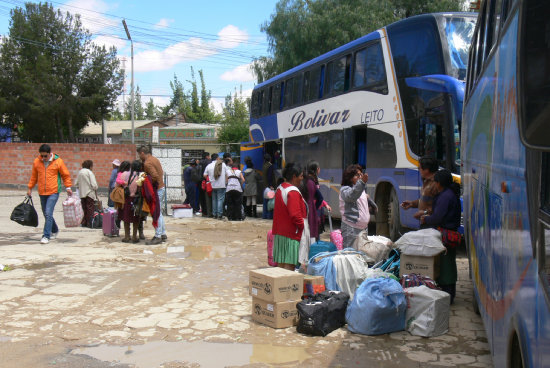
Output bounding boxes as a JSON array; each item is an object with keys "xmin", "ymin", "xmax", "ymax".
[
  {"xmin": 103, "ymin": 209, "xmax": 119, "ymax": 237},
  {"xmin": 267, "ymin": 230, "xmax": 277, "ymax": 266},
  {"xmin": 327, "ymin": 210, "xmax": 343, "ymax": 250}
]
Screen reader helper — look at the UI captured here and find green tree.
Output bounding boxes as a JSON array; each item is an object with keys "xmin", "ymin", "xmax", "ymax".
[
  {"xmin": 253, "ymin": 0, "xmax": 466, "ymax": 81},
  {"xmin": 133, "ymin": 85, "xmax": 145, "ymax": 120},
  {"xmin": 217, "ymin": 89, "xmax": 250, "ymax": 152},
  {"xmin": 162, "ymin": 74, "xmax": 189, "ymax": 117},
  {"xmin": 145, "ymin": 98, "xmax": 159, "ymax": 120},
  {"xmin": 0, "ymin": 2, "xmax": 123, "ymax": 142}
]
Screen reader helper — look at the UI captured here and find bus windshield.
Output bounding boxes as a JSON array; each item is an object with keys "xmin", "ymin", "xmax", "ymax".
[{"xmin": 442, "ymin": 16, "xmax": 476, "ymax": 80}]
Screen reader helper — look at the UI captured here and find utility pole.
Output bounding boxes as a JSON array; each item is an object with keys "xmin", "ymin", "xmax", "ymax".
[{"xmin": 122, "ymin": 19, "xmax": 135, "ymax": 144}]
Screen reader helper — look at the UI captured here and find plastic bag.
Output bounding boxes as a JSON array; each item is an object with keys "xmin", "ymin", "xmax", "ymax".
[
  {"xmin": 63, "ymin": 194, "xmax": 84, "ymax": 228},
  {"xmin": 405, "ymin": 285, "xmax": 450, "ymax": 337},
  {"xmin": 395, "ymin": 228, "xmax": 446, "ymax": 256},
  {"xmin": 346, "ymin": 278, "xmax": 406, "ymax": 335},
  {"xmin": 298, "ymin": 218, "xmax": 311, "ymax": 265},
  {"xmin": 308, "ymin": 249, "xmax": 371, "ymax": 299},
  {"xmin": 10, "ymin": 196, "xmax": 39, "ymax": 227},
  {"xmin": 354, "ymin": 231, "xmax": 393, "ymax": 262}
]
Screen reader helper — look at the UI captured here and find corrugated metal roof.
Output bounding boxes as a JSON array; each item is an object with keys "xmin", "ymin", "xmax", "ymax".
[{"xmin": 80, "ymin": 120, "xmax": 154, "ymax": 135}]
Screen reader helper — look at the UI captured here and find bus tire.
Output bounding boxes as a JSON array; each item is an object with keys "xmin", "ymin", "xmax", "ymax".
[
  {"xmin": 472, "ymin": 289, "xmax": 480, "ymax": 315},
  {"xmin": 388, "ymin": 188, "xmax": 401, "ymax": 241},
  {"xmin": 508, "ymin": 332, "xmax": 525, "ymax": 368}
]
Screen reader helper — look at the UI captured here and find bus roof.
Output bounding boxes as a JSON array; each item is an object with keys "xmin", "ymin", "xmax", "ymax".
[{"xmin": 254, "ymin": 12, "xmax": 476, "ymax": 90}]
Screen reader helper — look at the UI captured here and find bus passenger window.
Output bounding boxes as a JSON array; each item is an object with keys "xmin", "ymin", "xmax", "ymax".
[
  {"xmin": 292, "ymin": 74, "xmax": 302, "ymax": 106},
  {"xmin": 266, "ymin": 87, "xmax": 273, "ymax": 115},
  {"xmin": 258, "ymin": 90, "xmax": 265, "ymax": 116},
  {"xmin": 353, "ymin": 43, "xmax": 388, "ymax": 94},
  {"xmin": 271, "ymin": 83, "xmax": 281, "ymax": 113},
  {"xmin": 308, "ymin": 67, "xmax": 321, "ymax": 102},
  {"xmin": 251, "ymin": 91, "xmax": 259, "ymax": 118},
  {"xmin": 327, "ymin": 56, "xmax": 348, "ymax": 96},
  {"xmin": 283, "ymin": 78, "xmax": 293, "ymax": 109},
  {"xmin": 303, "ymin": 71, "xmax": 311, "ymax": 102}
]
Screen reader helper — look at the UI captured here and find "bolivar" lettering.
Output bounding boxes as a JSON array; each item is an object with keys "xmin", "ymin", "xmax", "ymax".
[{"xmin": 288, "ymin": 109, "xmax": 350, "ymax": 133}]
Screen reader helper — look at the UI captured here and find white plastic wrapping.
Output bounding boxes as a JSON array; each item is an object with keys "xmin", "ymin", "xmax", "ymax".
[
  {"xmin": 404, "ymin": 285, "xmax": 450, "ymax": 337},
  {"xmin": 395, "ymin": 228, "xmax": 446, "ymax": 256}
]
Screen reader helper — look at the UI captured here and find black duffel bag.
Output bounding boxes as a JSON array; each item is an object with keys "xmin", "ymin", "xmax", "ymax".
[
  {"xmin": 10, "ymin": 196, "xmax": 39, "ymax": 227},
  {"xmin": 296, "ymin": 290, "xmax": 350, "ymax": 336}
]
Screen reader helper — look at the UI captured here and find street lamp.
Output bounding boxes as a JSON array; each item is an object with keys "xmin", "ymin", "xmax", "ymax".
[{"xmin": 122, "ymin": 19, "xmax": 135, "ymax": 144}]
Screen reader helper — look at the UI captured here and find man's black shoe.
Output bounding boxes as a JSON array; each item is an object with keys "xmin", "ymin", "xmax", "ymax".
[{"xmin": 146, "ymin": 237, "xmax": 162, "ymax": 245}]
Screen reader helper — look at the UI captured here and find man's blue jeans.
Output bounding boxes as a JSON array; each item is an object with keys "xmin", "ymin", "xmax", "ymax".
[
  {"xmin": 39, "ymin": 193, "xmax": 59, "ymax": 239},
  {"xmin": 212, "ymin": 188, "xmax": 226, "ymax": 217},
  {"xmin": 155, "ymin": 187, "xmax": 166, "ymax": 238}
]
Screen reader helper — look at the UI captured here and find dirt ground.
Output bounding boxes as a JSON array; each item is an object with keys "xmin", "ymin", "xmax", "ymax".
[{"xmin": 0, "ymin": 189, "xmax": 493, "ymax": 367}]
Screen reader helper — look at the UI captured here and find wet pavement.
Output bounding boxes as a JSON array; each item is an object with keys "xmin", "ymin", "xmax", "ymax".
[{"xmin": 0, "ymin": 189, "xmax": 493, "ymax": 367}]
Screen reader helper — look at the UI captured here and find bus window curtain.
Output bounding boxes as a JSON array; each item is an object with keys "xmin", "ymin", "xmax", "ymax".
[{"xmin": 357, "ymin": 141, "xmax": 366, "ymax": 168}]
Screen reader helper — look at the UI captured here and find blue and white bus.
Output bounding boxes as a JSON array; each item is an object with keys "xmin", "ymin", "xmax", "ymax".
[
  {"xmin": 249, "ymin": 12, "xmax": 476, "ymax": 239},
  {"xmin": 462, "ymin": 0, "xmax": 550, "ymax": 366}
]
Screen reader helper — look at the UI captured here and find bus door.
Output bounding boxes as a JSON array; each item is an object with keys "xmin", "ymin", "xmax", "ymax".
[{"xmin": 343, "ymin": 126, "xmax": 367, "ymax": 169}]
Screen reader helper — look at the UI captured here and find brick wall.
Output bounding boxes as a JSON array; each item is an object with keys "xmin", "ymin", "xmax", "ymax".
[{"xmin": 0, "ymin": 143, "xmax": 137, "ymax": 191}]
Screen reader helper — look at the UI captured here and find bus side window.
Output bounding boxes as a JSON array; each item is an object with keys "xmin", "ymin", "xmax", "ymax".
[
  {"xmin": 292, "ymin": 74, "xmax": 302, "ymax": 106},
  {"xmin": 271, "ymin": 83, "xmax": 281, "ymax": 113},
  {"xmin": 309, "ymin": 67, "xmax": 321, "ymax": 101},
  {"xmin": 353, "ymin": 43, "xmax": 388, "ymax": 94},
  {"xmin": 267, "ymin": 87, "xmax": 273, "ymax": 115},
  {"xmin": 283, "ymin": 78, "xmax": 293, "ymax": 109},
  {"xmin": 303, "ymin": 71, "xmax": 311, "ymax": 102},
  {"xmin": 251, "ymin": 91, "xmax": 259, "ymax": 118},
  {"xmin": 258, "ymin": 90, "xmax": 265, "ymax": 116},
  {"xmin": 327, "ymin": 55, "xmax": 349, "ymax": 96}
]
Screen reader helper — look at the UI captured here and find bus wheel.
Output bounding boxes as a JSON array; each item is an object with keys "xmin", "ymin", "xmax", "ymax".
[
  {"xmin": 509, "ymin": 333, "xmax": 524, "ymax": 368},
  {"xmin": 472, "ymin": 289, "xmax": 480, "ymax": 315},
  {"xmin": 388, "ymin": 188, "xmax": 401, "ymax": 241}
]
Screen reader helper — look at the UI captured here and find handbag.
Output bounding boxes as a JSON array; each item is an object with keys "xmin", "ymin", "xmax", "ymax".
[
  {"xmin": 94, "ymin": 191, "xmax": 103, "ymax": 212},
  {"xmin": 109, "ymin": 186, "xmax": 125, "ymax": 209},
  {"xmin": 10, "ymin": 196, "xmax": 39, "ymax": 227},
  {"xmin": 202, "ymin": 175, "xmax": 213, "ymax": 195},
  {"xmin": 437, "ymin": 227, "xmax": 462, "ymax": 249}
]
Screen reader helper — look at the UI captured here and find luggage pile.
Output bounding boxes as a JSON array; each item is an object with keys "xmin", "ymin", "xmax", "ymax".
[{"xmin": 255, "ymin": 228, "xmax": 451, "ymax": 337}]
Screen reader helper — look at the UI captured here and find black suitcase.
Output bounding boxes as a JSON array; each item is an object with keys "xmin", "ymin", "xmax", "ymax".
[{"xmin": 296, "ymin": 290, "xmax": 350, "ymax": 336}]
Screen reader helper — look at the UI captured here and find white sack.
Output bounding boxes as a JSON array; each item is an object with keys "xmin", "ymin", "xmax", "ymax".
[
  {"xmin": 405, "ymin": 285, "xmax": 450, "ymax": 337},
  {"xmin": 332, "ymin": 253, "xmax": 370, "ymax": 299},
  {"xmin": 354, "ymin": 231, "xmax": 394, "ymax": 263},
  {"xmin": 395, "ymin": 228, "xmax": 446, "ymax": 256}
]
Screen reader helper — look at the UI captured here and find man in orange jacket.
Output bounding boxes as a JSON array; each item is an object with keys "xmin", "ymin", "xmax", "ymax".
[{"xmin": 27, "ymin": 144, "xmax": 73, "ymax": 244}]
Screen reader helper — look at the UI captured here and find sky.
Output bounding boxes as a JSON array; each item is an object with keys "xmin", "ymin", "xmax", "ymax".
[{"xmin": 0, "ymin": 0, "xmax": 280, "ymax": 114}]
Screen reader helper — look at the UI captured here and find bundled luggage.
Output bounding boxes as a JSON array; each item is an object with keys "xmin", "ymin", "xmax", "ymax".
[
  {"xmin": 89, "ymin": 210, "xmax": 103, "ymax": 229},
  {"xmin": 405, "ymin": 285, "xmax": 450, "ymax": 337},
  {"xmin": 308, "ymin": 240, "xmax": 337, "ymax": 259},
  {"xmin": 10, "ymin": 196, "xmax": 39, "ymax": 227},
  {"xmin": 353, "ymin": 231, "xmax": 393, "ymax": 263},
  {"xmin": 400, "ymin": 273, "xmax": 439, "ymax": 289},
  {"xmin": 395, "ymin": 228, "xmax": 446, "ymax": 256},
  {"xmin": 62, "ymin": 194, "xmax": 84, "ymax": 228},
  {"xmin": 307, "ymin": 249, "xmax": 370, "ymax": 298},
  {"xmin": 346, "ymin": 277, "xmax": 406, "ymax": 335},
  {"xmin": 296, "ymin": 290, "xmax": 350, "ymax": 336}
]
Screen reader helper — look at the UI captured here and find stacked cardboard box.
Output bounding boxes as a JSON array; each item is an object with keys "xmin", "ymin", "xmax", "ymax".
[
  {"xmin": 400, "ymin": 254, "xmax": 440, "ymax": 280},
  {"xmin": 249, "ymin": 268, "xmax": 304, "ymax": 328}
]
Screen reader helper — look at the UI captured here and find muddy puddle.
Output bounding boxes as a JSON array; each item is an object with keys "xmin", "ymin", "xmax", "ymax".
[
  {"xmin": 71, "ymin": 340, "xmax": 312, "ymax": 367},
  {"xmin": 144, "ymin": 245, "xmax": 228, "ymax": 260}
]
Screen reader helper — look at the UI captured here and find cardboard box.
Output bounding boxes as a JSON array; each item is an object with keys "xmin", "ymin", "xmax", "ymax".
[
  {"xmin": 173, "ymin": 208, "xmax": 193, "ymax": 218},
  {"xmin": 249, "ymin": 268, "xmax": 304, "ymax": 303},
  {"xmin": 251, "ymin": 297, "xmax": 300, "ymax": 329},
  {"xmin": 400, "ymin": 254, "xmax": 440, "ymax": 280},
  {"xmin": 303, "ymin": 275, "xmax": 325, "ymax": 294}
]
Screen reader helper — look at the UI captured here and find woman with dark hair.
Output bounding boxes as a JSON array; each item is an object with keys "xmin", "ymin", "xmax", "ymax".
[
  {"xmin": 272, "ymin": 162, "xmax": 307, "ymax": 270},
  {"xmin": 75, "ymin": 160, "xmax": 98, "ymax": 227},
  {"xmin": 304, "ymin": 161, "xmax": 331, "ymax": 242},
  {"xmin": 339, "ymin": 164, "xmax": 371, "ymax": 248},
  {"xmin": 420, "ymin": 169, "xmax": 461, "ymax": 303},
  {"xmin": 115, "ymin": 160, "xmax": 140, "ymax": 242},
  {"xmin": 225, "ymin": 160, "xmax": 245, "ymax": 221}
]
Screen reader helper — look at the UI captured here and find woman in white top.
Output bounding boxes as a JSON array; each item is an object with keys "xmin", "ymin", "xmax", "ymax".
[
  {"xmin": 75, "ymin": 160, "xmax": 98, "ymax": 227},
  {"xmin": 225, "ymin": 159, "xmax": 245, "ymax": 221}
]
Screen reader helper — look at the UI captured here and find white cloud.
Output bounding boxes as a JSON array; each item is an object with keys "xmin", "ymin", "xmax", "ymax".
[
  {"xmin": 131, "ymin": 25, "xmax": 249, "ymax": 73},
  {"xmin": 220, "ymin": 63, "xmax": 255, "ymax": 82},
  {"xmin": 154, "ymin": 18, "xmax": 174, "ymax": 29},
  {"xmin": 61, "ymin": 0, "xmax": 118, "ymax": 34},
  {"xmin": 215, "ymin": 25, "xmax": 249, "ymax": 49},
  {"xmin": 210, "ymin": 98, "xmax": 225, "ymax": 115}
]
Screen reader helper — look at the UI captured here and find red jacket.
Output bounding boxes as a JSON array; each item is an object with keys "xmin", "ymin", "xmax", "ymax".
[
  {"xmin": 272, "ymin": 183, "xmax": 307, "ymax": 241},
  {"xmin": 28, "ymin": 153, "xmax": 72, "ymax": 196}
]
